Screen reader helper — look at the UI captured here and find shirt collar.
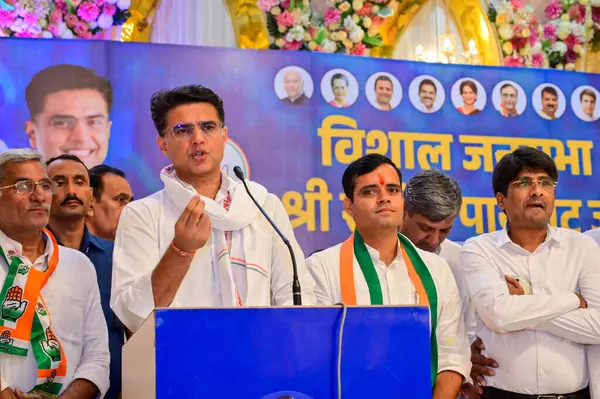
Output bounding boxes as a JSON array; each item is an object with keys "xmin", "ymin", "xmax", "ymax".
[
  {"xmin": 364, "ymin": 238, "xmax": 403, "ymax": 264},
  {"xmin": 496, "ymin": 222, "xmax": 563, "ymax": 247},
  {"xmin": 46, "ymin": 224, "xmax": 104, "ymax": 253},
  {"xmin": 0, "ymin": 227, "xmax": 53, "ymax": 266}
]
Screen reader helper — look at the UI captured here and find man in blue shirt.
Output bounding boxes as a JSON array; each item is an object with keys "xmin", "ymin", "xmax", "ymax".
[{"xmin": 45, "ymin": 154, "xmax": 123, "ymax": 399}]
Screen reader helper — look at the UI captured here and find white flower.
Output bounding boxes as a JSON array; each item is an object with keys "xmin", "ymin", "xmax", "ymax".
[
  {"xmin": 89, "ymin": 21, "xmax": 98, "ymax": 29},
  {"xmin": 343, "ymin": 15, "xmax": 357, "ymax": 31},
  {"xmin": 285, "ymin": 25, "xmax": 305, "ymax": 42},
  {"xmin": 42, "ymin": 30, "xmax": 53, "ymax": 38},
  {"xmin": 530, "ymin": 41, "xmax": 542, "ymax": 54},
  {"xmin": 97, "ymin": 14, "xmax": 114, "ymax": 30},
  {"xmin": 39, "ymin": 19, "xmax": 47, "ymax": 28},
  {"xmin": 117, "ymin": 0, "xmax": 131, "ymax": 9},
  {"xmin": 551, "ymin": 41, "xmax": 568, "ymax": 55},
  {"xmin": 496, "ymin": 2, "xmax": 514, "ymax": 19},
  {"xmin": 349, "ymin": 28, "xmax": 364, "ymax": 43},
  {"xmin": 498, "ymin": 25, "xmax": 514, "ymax": 40},
  {"xmin": 292, "ymin": 8, "xmax": 309, "ymax": 26},
  {"xmin": 61, "ymin": 29, "xmax": 74, "ymax": 39},
  {"xmin": 322, "ymin": 39, "xmax": 337, "ymax": 53},
  {"xmin": 570, "ymin": 21, "xmax": 584, "ymax": 37}
]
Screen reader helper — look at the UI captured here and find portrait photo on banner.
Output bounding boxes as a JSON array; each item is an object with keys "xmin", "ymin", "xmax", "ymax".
[
  {"xmin": 532, "ymin": 83, "xmax": 566, "ymax": 121},
  {"xmin": 364, "ymin": 72, "xmax": 403, "ymax": 112},
  {"xmin": 273, "ymin": 65, "xmax": 314, "ymax": 106},
  {"xmin": 492, "ymin": 80, "xmax": 527, "ymax": 118},
  {"xmin": 408, "ymin": 75, "xmax": 446, "ymax": 114},
  {"xmin": 570, "ymin": 85, "xmax": 600, "ymax": 123},
  {"xmin": 450, "ymin": 77, "xmax": 487, "ymax": 116},
  {"xmin": 320, "ymin": 68, "xmax": 360, "ymax": 109},
  {"xmin": 22, "ymin": 63, "xmax": 113, "ymax": 168}
]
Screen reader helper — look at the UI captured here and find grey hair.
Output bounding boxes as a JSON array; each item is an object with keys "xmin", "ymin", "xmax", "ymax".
[
  {"xmin": 0, "ymin": 148, "xmax": 45, "ymax": 182},
  {"xmin": 404, "ymin": 169, "xmax": 462, "ymax": 222}
]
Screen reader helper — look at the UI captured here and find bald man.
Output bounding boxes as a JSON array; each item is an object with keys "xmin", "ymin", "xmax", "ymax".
[{"xmin": 281, "ymin": 70, "xmax": 309, "ymax": 105}]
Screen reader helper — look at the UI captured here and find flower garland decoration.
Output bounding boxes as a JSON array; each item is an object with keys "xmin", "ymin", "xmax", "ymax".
[
  {"xmin": 488, "ymin": 0, "xmax": 549, "ymax": 68},
  {"xmin": 0, "ymin": 0, "xmax": 131, "ymax": 39},
  {"xmin": 542, "ymin": 0, "xmax": 596, "ymax": 70},
  {"xmin": 258, "ymin": 0, "xmax": 396, "ymax": 56}
]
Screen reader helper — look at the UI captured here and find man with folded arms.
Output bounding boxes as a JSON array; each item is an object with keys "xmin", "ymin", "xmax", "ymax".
[
  {"xmin": 306, "ymin": 154, "xmax": 470, "ymax": 399},
  {"xmin": 111, "ymin": 85, "xmax": 316, "ymax": 335},
  {"xmin": 461, "ymin": 147, "xmax": 600, "ymax": 399},
  {"xmin": 0, "ymin": 149, "xmax": 108, "ymax": 399}
]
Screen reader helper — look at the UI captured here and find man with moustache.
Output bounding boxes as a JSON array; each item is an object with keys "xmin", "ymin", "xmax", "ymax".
[
  {"xmin": 537, "ymin": 86, "xmax": 559, "ymax": 120},
  {"xmin": 417, "ymin": 79, "xmax": 438, "ymax": 113},
  {"xmin": 111, "ymin": 84, "xmax": 316, "ymax": 335},
  {"xmin": 461, "ymin": 147, "xmax": 600, "ymax": 399},
  {"xmin": 498, "ymin": 84, "xmax": 520, "ymax": 118},
  {"xmin": 87, "ymin": 165, "xmax": 133, "ymax": 241},
  {"xmin": 580, "ymin": 89, "xmax": 598, "ymax": 122},
  {"xmin": 24, "ymin": 64, "xmax": 113, "ymax": 168},
  {"xmin": 45, "ymin": 154, "xmax": 123, "ymax": 399},
  {"xmin": 0, "ymin": 149, "xmax": 108, "ymax": 399},
  {"xmin": 280, "ymin": 69, "xmax": 309, "ymax": 105},
  {"xmin": 306, "ymin": 154, "xmax": 470, "ymax": 399},
  {"xmin": 373, "ymin": 75, "xmax": 393, "ymax": 111}
]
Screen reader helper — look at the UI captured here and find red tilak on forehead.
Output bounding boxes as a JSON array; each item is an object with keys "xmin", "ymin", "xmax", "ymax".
[{"xmin": 378, "ymin": 174, "xmax": 385, "ymax": 185}]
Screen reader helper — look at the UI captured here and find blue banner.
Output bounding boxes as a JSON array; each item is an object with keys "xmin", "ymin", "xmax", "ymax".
[{"xmin": 1, "ymin": 38, "xmax": 599, "ymax": 254}]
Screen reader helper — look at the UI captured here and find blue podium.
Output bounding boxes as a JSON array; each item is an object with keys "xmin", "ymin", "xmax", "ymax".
[{"xmin": 122, "ymin": 306, "xmax": 431, "ymax": 398}]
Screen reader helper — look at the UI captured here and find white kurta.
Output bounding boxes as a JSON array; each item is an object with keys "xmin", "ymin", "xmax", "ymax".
[
  {"xmin": 0, "ymin": 229, "xmax": 110, "ymax": 396},
  {"xmin": 111, "ymin": 171, "xmax": 317, "ymax": 333},
  {"xmin": 461, "ymin": 227, "xmax": 600, "ymax": 395},
  {"xmin": 306, "ymin": 239, "xmax": 471, "ymax": 381}
]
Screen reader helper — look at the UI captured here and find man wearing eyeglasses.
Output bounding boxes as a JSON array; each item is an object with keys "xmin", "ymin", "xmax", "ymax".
[
  {"xmin": 460, "ymin": 147, "xmax": 600, "ymax": 399},
  {"xmin": 111, "ymin": 84, "xmax": 317, "ymax": 336},
  {"xmin": 24, "ymin": 64, "xmax": 113, "ymax": 169},
  {"xmin": 0, "ymin": 149, "xmax": 109, "ymax": 399}
]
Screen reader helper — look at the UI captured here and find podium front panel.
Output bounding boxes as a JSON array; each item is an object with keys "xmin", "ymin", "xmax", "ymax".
[{"xmin": 153, "ymin": 306, "xmax": 431, "ymax": 398}]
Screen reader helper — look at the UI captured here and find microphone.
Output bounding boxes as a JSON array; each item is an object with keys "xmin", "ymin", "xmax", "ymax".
[{"xmin": 233, "ymin": 166, "xmax": 302, "ymax": 306}]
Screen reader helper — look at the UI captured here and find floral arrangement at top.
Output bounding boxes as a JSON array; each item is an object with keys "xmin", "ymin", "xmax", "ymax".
[
  {"xmin": 257, "ymin": 0, "xmax": 397, "ymax": 56},
  {"xmin": 0, "ymin": 0, "xmax": 131, "ymax": 39},
  {"xmin": 488, "ymin": 0, "xmax": 549, "ymax": 68}
]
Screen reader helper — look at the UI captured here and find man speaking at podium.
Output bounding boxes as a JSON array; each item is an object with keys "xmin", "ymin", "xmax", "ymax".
[
  {"xmin": 111, "ymin": 85, "xmax": 316, "ymax": 334},
  {"xmin": 306, "ymin": 154, "xmax": 470, "ymax": 399}
]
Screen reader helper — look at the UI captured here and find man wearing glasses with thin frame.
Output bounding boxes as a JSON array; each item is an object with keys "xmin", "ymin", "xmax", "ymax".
[
  {"xmin": 460, "ymin": 147, "xmax": 600, "ymax": 399},
  {"xmin": 110, "ymin": 84, "xmax": 317, "ymax": 336}
]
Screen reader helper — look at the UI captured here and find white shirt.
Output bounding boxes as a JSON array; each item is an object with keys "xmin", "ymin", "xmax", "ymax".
[
  {"xmin": 0, "ymin": 229, "xmax": 109, "ymax": 397},
  {"xmin": 437, "ymin": 240, "xmax": 477, "ymax": 344},
  {"xmin": 306, "ymin": 239, "xmax": 471, "ymax": 381},
  {"xmin": 461, "ymin": 226, "xmax": 600, "ymax": 394},
  {"xmin": 111, "ymin": 173, "xmax": 317, "ymax": 333},
  {"xmin": 584, "ymin": 228, "xmax": 600, "ymax": 246}
]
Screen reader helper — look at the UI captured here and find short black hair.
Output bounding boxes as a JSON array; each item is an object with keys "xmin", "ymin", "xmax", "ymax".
[
  {"xmin": 419, "ymin": 79, "xmax": 437, "ymax": 94},
  {"xmin": 89, "ymin": 164, "xmax": 126, "ymax": 201},
  {"xmin": 541, "ymin": 86, "xmax": 558, "ymax": 99},
  {"xmin": 25, "ymin": 64, "xmax": 113, "ymax": 118},
  {"xmin": 342, "ymin": 154, "xmax": 402, "ymax": 200},
  {"xmin": 46, "ymin": 154, "xmax": 90, "ymax": 179},
  {"xmin": 374, "ymin": 75, "xmax": 393, "ymax": 90},
  {"xmin": 150, "ymin": 84, "xmax": 225, "ymax": 136},
  {"xmin": 492, "ymin": 147, "xmax": 558, "ymax": 197}
]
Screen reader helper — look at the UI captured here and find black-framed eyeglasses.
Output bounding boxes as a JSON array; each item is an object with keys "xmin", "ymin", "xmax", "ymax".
[
  {"xmin": 509, "ymin": 176, "xmax": 557, "ymax": 190},
  {"xmin": 165, "ymin": 120, "xmax": 224, "ymax": 141},
  {"xmin": 0, "ymin": 180, "xmax": 58, "ymax": 196}
]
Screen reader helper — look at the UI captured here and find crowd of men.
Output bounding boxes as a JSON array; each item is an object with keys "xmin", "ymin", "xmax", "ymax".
[{"xmin": 0, "ymin": 83, "xmax": 599, "ymax": 399}]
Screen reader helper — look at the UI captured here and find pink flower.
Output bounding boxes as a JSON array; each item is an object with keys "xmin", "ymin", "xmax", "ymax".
[
  {"xmin": 351, "ymin": 42, "xmax": 367, "ymax": 56},
  {"xmin": 356, "ymin": 3, "xmax": 372, "ymax": 16},
  {"xmin": 504, "ymin": 55, "xmax": 525, "ymax": 67},
  {"xmin": 543, "ymin": 23, "xmax": 557, "ymax": 41},
  {"xmin": 49, "ymin": 9, "xmax": 63, "ymax": 23},
  {"xmin": 564, "ymin": 33, "xmax": 581, "ymax": 48},
  {"xmin": 74, "ymin": 21, "xmax": 89, "ymax": 36},
  {"xmin": 46, "ymin": 22, "xmax": 60, "ymax": 36},
  {"xmin": 593, "ymin": 6, "xmax": 600, "ymax": 23},
  {"xmin": 510, "ymin": 0, "xmax": 525, "ymax": 9},
  {"xmin": 324, "ymin": 9, "xmax": 341, "ymax": 24},
  {"xmin": 275, "ymin": 11, "xmax": 294, "ymax": 27},
  {"xmin": 65, "ymin": 14, "xmax": 79, "ymax": 28},
  {"xmin": 0, "ymin": 10, "xmax": 15, "ymax": 28},
  {"xmin": 531, "ymin": 53, "xmax": 545, "ymax": 67},
  {"xmin": 257, "ymin": 0, "xmax": 279, "ymax": 11},
  {"xmin": 55, "ymin": 0, "xmax": 69, "ymax": 13},
  {"xmin": 14, "ymin": 30, "xmax": 38, "ymax": 38},
  {"xmin": 280, "ymin": 0, "xmax": 290, "ymax": 9},
  {"xmin": 70, "ymin": 0, "xmax": 83, "ymax": 6},
  {"xmin": 78, "ymin": 31, "xmax": 93, "ymax": 39},
  {"xmin": 102, "ymin": 3, "xmax": 116, "ymax": 16},
  {"xmin": 77, "ymin": 2, "xmax": 100, "ymax": 22},
  {"xmin": 545, "ymin": 0, "xmax": 563, "ymax": 20},
  {"xmin": 568, "ymin": 4, "xmax": 586, "ymax": 24},
  {"xmin": 529, "ymin": 28, "xmax": 539, "ymax": 45},
  {"xmin": 23, "ymin": 12, "xmax": 37, "ymax": 25},
  {"xmin": 565, "ymin": 49, "xmax": 578, "ymax": 63},
  {"xmin": 283, "ymin": 39, "xmax": 302, "ymax": 50},
  {"xmin": 94, "ymin": 0, "xmax": 106, "ymax": 5}
]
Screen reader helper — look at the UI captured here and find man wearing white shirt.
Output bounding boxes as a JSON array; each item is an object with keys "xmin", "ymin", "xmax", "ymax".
[
  {"xmin": 461, "ymin": 147, "xmax": 598, "ymax": 399},
  {"xmin": 0, "ymin": 149, "xmax": 109, "ymax": 399},
  {"xmin": 306, "ymin": 154, "xmax": 470, "ymax": 399},
  {"xmin": 111, "ymin": 85, "xmax": 316, "ymax": 335}
]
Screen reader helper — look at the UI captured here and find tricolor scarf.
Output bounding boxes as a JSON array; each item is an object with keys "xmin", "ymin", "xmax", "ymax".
[
  {"xmin": 0, "ymin": 229, "xmax": 67, "ymax": 396},
  {"xmin": 161, "ymin": 166, "xmax": 271, "ymax": 306},
  {"xmin": 339, "ymin": 231, "xmax": 439, "ymax": 386}
]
